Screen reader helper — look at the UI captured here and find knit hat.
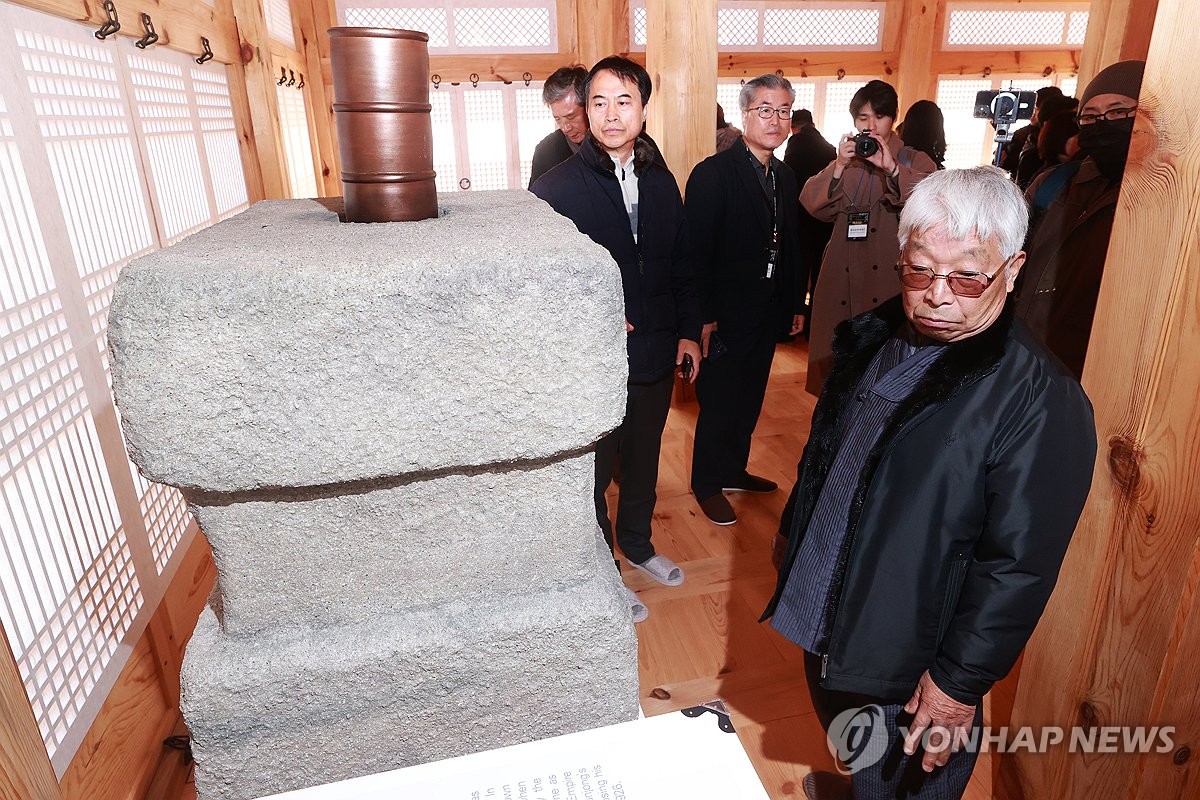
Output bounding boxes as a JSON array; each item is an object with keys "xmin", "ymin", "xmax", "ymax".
[{"xmin": 1080, "ymin": 60, "xmax": 1146, "ymax": 106}]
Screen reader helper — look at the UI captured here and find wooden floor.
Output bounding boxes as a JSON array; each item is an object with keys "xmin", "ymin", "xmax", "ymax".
[
  {"xmin": 616, "ymin": 337, "xmax": 1018, "ymax": 800},
  {"xmin": 161, "ymin": 337, "xmax": 1018, "ymax": 800}
]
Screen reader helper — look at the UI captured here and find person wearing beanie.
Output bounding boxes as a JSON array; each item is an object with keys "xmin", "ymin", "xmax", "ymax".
[{"xmin": 1015, "ymin": 60, "xmax": 1145, "ymax": 378}]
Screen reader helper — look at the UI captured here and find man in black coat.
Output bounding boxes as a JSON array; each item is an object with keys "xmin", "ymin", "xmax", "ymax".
[
  {"xmin": 764, "ymin": 167, "xmax": 1096, "ymax": 798},
  {"xmin": 685, "ymin": 74, "xmax": 805, "ymax": 526},
  {"xmin": 531, "ymin": 56, "xmax": 702, "ymax": 619},
  {"xmin": 782, "ymin": 109, "xmax": 837, "ymax": 335},
  {"xmin": 528, "ymin": 65, "xmax": 589, "ymax": 188}
]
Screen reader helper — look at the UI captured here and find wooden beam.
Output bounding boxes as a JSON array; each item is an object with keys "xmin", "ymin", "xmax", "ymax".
[
  {"xmin": 1001, "ymin": 0, "xmax": 1199, "ymax": 796},
  {"xmin": 0, "ymin": 625, "xmax": 61, "ymax": 800},
  {"xmin": 718, "ymin": 51, "xmax": 898, "ymax": 80},
  {"xmin": 931, "ymin": 50, "xmax": 1081, "ymax": 79},
  {"xmin": 645, "ymin": 0, "xmax": 716, "ymax": 191},
  {"xmin": 8, "ymin": 0, "xmax": 240, "ymax": 65},
  {"xmin": 228, "ymin": 0, "xmax": 290, "ymax": 199},
  {"xmin": 895, "ymin": 0, "xmax": 940, "ymax": 114}
]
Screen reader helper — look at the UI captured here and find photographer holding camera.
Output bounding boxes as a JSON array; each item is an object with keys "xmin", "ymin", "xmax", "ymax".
[{"xmin": 800, "ymin": 79, "xmax": 936, "ymax": 395}]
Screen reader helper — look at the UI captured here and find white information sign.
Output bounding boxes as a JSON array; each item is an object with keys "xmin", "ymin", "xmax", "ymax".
[{"xmin": 259, "ymin": 706, "xmax": 770, "ymax": 800}]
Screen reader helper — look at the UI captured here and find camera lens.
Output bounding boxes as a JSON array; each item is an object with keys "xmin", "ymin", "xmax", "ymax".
[{"xmin": 854, "ymin": 132, "xmax": 878, "ymax": 158}]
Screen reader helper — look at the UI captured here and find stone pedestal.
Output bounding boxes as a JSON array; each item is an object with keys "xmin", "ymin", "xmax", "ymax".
[{"xmin": 108, "ymin": 193, "xmax": 639, "ymax": 800}]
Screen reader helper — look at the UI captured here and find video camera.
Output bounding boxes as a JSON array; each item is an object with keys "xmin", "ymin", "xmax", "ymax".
[{"xmin": 973, "ymin": 89, "xmax": 1036, "ymax": 144}]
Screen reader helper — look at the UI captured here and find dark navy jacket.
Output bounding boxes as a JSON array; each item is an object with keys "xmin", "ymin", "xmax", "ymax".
[
  {"xmin": 764, "ymin": 298, "xmax": 1097, "ymax": 705},
  {"xmin": 531, "ymin": 134, "xmax": 702, "ymax": 384}
]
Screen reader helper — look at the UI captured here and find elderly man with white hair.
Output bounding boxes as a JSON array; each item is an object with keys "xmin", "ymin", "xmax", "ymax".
[{"xmin": 763, "ymin": 166, "xmax": 1097, "ymax": 799}]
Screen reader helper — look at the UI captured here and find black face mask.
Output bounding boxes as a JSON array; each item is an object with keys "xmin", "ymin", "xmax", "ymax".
[{"xmin": 1077, "ymin": 117, "xmax": 1135, "ymax": 179}]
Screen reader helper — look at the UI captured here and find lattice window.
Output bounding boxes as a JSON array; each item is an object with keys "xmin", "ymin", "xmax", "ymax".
[
  {"xmin": 632, "ymin": 1, "xmax": 883, "ymax": 52},
  {"xmin": 1066, "ymin": 11, "xmax": 1088, "ymax": 46},
  {"xmin": 265, "ymin": 0, "xmax": 297, "ymax": 49},
  {"xmin": 277, "ymin": 85, "xmax": 319, "ymax": 198},
  {"xmin": 718, "ymin": 7, "xmax": 759, "ymax": 47},
  {"xmin": 823, "ymin": 78, "xmax": 869, "ymax": 139},
  {"xmin": 128, "ymin": 55, "xmax": 212, "ymax": 245},
  {"xmin": 945, "ymin": 3, "xmax": 1089, "ymax": 49},
  {"xmin": 0, "ymin": 2, "xmax": 250, "ymax": 775},
  {"xmin": 514, "ymin": 83, "xmax": 545, "ymax": 187},
  {"xmin": 763, "ymin": 6, "xmax": 881, "ymax": 47},
  {"xmin": 337, "ymin": 1, "xmax": 557, "ymax": 53},
  {"xmin": 463, "ymin": 88, "xmax": 509, "ymax": 190},
  {"xmin": 194, "ymin": 69, "xmax": 250, "ymax": 217},
  {"xmin": 430, "ymin": 89, "xmax": 459, "ymax": 192}
]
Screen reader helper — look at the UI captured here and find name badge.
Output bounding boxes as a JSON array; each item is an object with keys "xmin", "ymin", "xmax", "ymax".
[{"xmin": 847, "ymin": 211, "xmax": 870, "ymax": 241}]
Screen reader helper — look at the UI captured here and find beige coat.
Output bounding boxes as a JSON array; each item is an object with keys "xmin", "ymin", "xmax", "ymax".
[{"xmin": 800, "ymin": 135, "xmax": 936, "ymax": 394}]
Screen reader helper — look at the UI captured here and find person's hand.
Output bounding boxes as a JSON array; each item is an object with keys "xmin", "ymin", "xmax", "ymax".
[
  {"xmin": 677, "ymin": 338, "xmax": 701, "ymax": 384},
  {"xmin": 625, "ymin": 318, "xmax": 634, "ymax": 332},
  {"xmin": 862, "ymin": 132, "xmax": 897, "ymax": 175},
  {"xmin": 833, "ymin": 134, "xmax": 857, "ymax": 179},
  {"xmin": 902, "ymin": 671, "xmax": 976, "ymax": 773},
  {"xmin": 701, "ymin": 321, "xmax": 718, "ymax": 358},
  {"xmin": 789, "ymin": 314, "xmax": 804, "ymax": 336}
]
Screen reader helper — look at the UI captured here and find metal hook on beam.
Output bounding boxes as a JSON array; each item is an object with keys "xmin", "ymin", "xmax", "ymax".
[
  {"xmin": 135, "ymin": 12, "xmax": 159, "ymax": 49},
  {"xmin": 196, "ymin": 36, "xmax": 214, "ymax": 64},
  {"xmin": 95, "ymin": 0, "xmax": 121, "ymax": 40}
]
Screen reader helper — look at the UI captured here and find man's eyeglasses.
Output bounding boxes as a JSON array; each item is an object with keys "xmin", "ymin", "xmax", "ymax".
[
  {"xmin": 751, "ymin": 106, "xmax": 793, "ymax": 120},
  {"xmin": 1075, "ymin": 106, "xmax": 1137, "ymax": 125},
  {"xmin": 894, "ymin": 260, "xmax": 1010, "ymax": 298}
]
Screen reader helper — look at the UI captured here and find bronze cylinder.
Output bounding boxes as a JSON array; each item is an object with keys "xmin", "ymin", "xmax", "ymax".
[{"xmin": 329, "ymin": 27, "xmax": 438, "ymax": 223}]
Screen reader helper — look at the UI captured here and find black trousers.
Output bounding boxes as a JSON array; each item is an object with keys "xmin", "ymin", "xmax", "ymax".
[
  {"xmin": 690, "ymin": 323, "xmax": 777, "ymax": 500},
  {"xmin": 803, "ymin": 652, "xmax": 982, "ymax": 799},
  {"xmin": 594, "ymin": 371, "xmax": 674, "ymax": 566}
]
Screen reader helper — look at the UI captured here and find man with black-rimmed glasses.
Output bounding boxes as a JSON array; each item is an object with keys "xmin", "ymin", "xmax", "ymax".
[
  {"xmin": 1016, "ymin": 60, "xmax": 1145, "ymax": 378},
  {"xmin": 685, "ymin": 74, "xmax": 805, "ymax": 526}
]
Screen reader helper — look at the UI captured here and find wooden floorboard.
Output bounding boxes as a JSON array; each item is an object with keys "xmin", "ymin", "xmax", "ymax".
[{"xmin": 159, "ymin": 337, "xmax": 1015, "ymax": 799}]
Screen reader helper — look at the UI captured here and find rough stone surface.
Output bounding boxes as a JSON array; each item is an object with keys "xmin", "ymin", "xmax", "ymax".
[
  {"xmin": 108, "ymin": 192, "xmax": 628, "ymax": 492},
  {"xmin": 191, "ymin": 452, "xmax": 602, "ymax": 634},
  {"xmin": 182, "ymin": 548, "xmax": 637, "ymax": 800}
]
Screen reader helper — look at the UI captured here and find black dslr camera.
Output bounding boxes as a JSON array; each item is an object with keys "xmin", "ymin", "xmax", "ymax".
[
  {"xmin": 973, "ymin": 89, "xmax": 1036, "ymax": 143},
  {"xmin": 853, "ymin": 129, "xmax": 878, "ymax": 158}
]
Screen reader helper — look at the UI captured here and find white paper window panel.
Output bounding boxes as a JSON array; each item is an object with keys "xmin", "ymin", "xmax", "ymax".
[
  {"xmin": 936, "ymin": 73, "xmax": 1076, "ymax": 170},
  {"xmin": 0, "ymin": 2, "xmax": 250, "ymax": 774},
  {"xmin": 265, "ymin": 0, "xmax": 298, "ymax": 49},
  {"xmin": 631, "ymin": 1, "xmax": 883, "ymax": 51},
  {"xmin": 822, "ymin": 78, "xmax": 869, "ymax": 144},
  {"xmin": 338, "ymin": 0, "xmax": 557, "ymax": 53},
  {"xmin": 430, "ymin": 82, "xmax": 553, "ymax": 192},
  {"xmin": 944, "ymin": 3, "xmax": 1089, "ymax": 49},
  {"xmin": 277, "ymin": 85, "xmax": 319, "ymax": 198}
]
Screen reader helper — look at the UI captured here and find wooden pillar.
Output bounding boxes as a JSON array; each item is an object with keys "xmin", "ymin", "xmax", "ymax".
[
  {"xmin": 1, "ymin": 625, "xmax": 62, "ymax": 800},
  {"xmin": 1000, "ymin": 0, "xmax": 1199, "ymax": 796},
  {"xmin": 292, "ymin": 0, "xmax": 341, "ymax": 197},
  {"xmin": 227, "ymin": 0, "xmax": 290, "ymax": 199},
  {"xmin": 1079, "ymin": 0, "xmax": 1161, "ymax": 89},
  {"xmin": 577, "ymin": 0, "xmax": 627, "ymax": 67},
  {"xmin": 895, "ymin": 0, "xmax": 940, "ymax": 118},
  {"xmin": 645, "ymin": 0, "xmax": 716, "ymax": 191}
]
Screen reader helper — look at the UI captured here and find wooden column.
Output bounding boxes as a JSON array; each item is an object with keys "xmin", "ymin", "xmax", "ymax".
[
  {"xmin": 227, "ymin": 0, "xmax": 290, "ymax": 199},
  {"xmin": 1000, "ymin": 0, "xmax": 1199, "ymax": 796},
  {"xmin": 1, "ymin": 625, "xmax": 62, "ymax": 800},
  {"xmin": 645, "ymin": 0, "xmax": 716, "ymax": 191},
  {"xmin": 577, "ymin": 0, "xmax": 627, "ymax": 67},
  {"xmin": 895, "ymin": 0, "xmax": 940, "ymax": 117},
  {"xmin": 292, "ymin": 0, "xmax": 340, "ymax": 197},
  {"xmin": 1079, "ymin": 0, "xmax": 1161, "ymax": 89}
]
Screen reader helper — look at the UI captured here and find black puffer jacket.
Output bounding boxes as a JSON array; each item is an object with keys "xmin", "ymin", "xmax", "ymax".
[
  {"xmin": 764, "ymin": 298, "xmax": 1097, "ymax": 705},
  {"xmin": 531, "ymin": 135, "xmax": 702, "ymax": 383}
]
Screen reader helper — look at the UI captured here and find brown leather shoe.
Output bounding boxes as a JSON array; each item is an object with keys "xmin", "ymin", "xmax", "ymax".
[
  {"xmin": 802, "ymin": 771, "xmax": 851, "ymax": 800},
  {"xmin": 698, "ymin": 492, "xmax": 737, "ymax": 525}
]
